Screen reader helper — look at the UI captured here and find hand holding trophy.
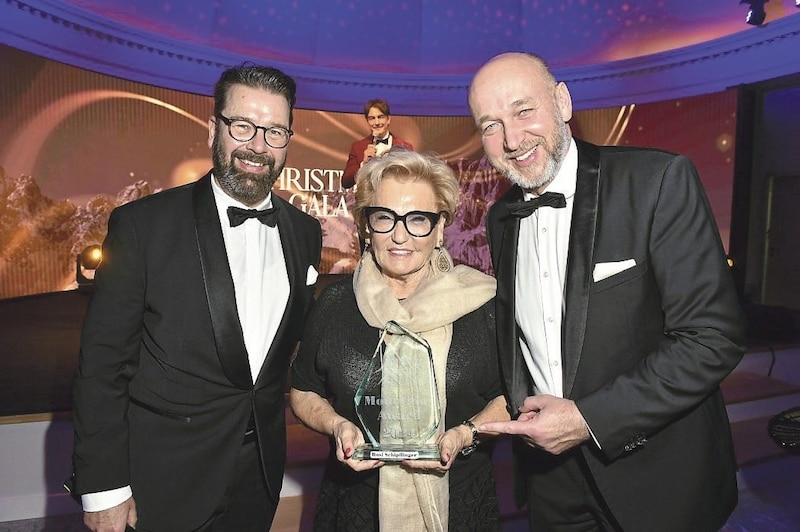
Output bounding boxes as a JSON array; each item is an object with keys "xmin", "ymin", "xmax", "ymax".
[{"xmin": 353, "ymin": 320, "xmax": 441, "ymax": 461}]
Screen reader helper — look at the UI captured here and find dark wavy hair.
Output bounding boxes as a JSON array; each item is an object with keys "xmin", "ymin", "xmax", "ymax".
[
  {"xmin": 363, "ymin": 98, "xmax": 390, "ymax": 118},
  {"xmin": 213, "ymin": 63, "xmax": 297, "ymax": 126}
]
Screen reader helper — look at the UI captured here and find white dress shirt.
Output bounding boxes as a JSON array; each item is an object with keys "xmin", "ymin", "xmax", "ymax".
[
  {"xmin": 374, "ymin": 134, "xmax": 393, "ymax": 157},
  {"xmin": 515, "ymin": 139, "xmax": 578, "ymax": 397},
  {"xmin": 212, "ymin": 176, "xmax": 289, "ymax": 383}
]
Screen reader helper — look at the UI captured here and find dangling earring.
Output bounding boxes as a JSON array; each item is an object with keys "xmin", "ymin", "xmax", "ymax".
[{"xmin": 436, "ymin": 245, "xmax": 451, "ymax": 273}]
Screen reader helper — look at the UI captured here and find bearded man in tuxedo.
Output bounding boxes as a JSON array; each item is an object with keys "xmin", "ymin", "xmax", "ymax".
[
  {"xmin": 71, "ymin": 64, "xmax": 322, "ymax": 532},
  {"xmin": 471, "ymin": 52, "xmax": 746, "ymax": 531}
]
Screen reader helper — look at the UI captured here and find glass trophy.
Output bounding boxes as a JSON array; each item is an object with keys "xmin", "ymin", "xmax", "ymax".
[{"xmin": 353, "ymin": 320, "xmax": 441, "ymax": 461}]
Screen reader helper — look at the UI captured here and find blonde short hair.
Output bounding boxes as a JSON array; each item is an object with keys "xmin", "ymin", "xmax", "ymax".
[{"xmin": 352, "ymin": 148, "xmax": 459, "ymax": 240}]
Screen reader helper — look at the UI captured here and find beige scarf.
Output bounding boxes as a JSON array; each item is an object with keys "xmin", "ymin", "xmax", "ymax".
[{"xmin": 354, "ymin": 248, "xmax": 496, "ymax": 532}]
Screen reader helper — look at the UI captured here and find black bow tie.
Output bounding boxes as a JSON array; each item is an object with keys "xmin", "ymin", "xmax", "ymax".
[
  {"xmin": 506, "ymin": 192, "xmax": 567, "ymax": 218},
  {"xmin": 227, "ymin": 205, "xmax": 279, "ymax": 228},
  {"xmin": 374, "ymin": 137, "xmax": 389, "ymax": 145}
]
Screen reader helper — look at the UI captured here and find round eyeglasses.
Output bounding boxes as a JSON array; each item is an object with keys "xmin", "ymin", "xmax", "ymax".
[
  {"xmin": 216, "ymin": 114, "xmax": 293, "ymax": 149},
  {"xmin": 364, "ymin": 207, "xmax": 443, "ymax": 238}
]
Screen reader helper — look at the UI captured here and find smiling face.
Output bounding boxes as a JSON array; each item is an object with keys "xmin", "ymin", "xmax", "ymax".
[
  {"xmin": 208, "ymin": 84, "xmax": 291, "ymax": 206},
  {"xmin": 366, "ymin": 105, "xmax": 392, "ymax": 139},
  {"xmin": 369, "ymin": 176, "xmax": 444, "ymax": 298},
  {"xmin": 469, "ymin": 53, "xmax": 573, "ymax": 194}
]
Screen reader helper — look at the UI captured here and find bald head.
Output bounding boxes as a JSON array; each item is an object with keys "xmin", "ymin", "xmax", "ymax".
[
  {"xmin": 469, "ymin": 53, "xmax": 557, "ymax": 116},
  {"xmin": 467, "ymin": 52, "xmax": 573, "ymax": 193}
]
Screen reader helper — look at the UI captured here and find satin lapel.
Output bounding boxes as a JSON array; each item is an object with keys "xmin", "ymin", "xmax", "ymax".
[
  {"xmin": 562, "ymin": 139, "xmax": 600, "ymax": 397},
  {"xmin": 492, "ymin": 188, "xmax": 530, "ymax": 414},
  {"xmin": 254, "ymin": 195, "xmax": 299, "ymax": 385},
  {"xmin": 193, "ymin": 174, "xmax": 252, "ymax": 389}
]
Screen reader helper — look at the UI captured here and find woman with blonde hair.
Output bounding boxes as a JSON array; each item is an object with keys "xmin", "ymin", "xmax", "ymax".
[{"xmin": 290, "ymin": 148, "xmax": 508, "ymax": 531}]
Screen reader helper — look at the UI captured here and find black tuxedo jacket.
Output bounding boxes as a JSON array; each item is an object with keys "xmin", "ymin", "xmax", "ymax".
[
  {"xmin": 486, "ymin": 139, "xmax": 746, "ymax": 531},
  {"xmin": 341, "ymin": 133, "xmax": 414, "ymax": 188},
  {"xmin": 72, "ymin": 173, "xmax": 322, "ymax": 531}
]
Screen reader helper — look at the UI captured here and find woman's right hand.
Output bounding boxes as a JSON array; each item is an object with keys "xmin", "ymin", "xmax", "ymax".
[
  {"xmin": 331, "ymin": 418, "xmax": 384, "ymax": 471},
  {"xmin": 289, "ymin": 388, "xmax": 384, "ymax": 472}
]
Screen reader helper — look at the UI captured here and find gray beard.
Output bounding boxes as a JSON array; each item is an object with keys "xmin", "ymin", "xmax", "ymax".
[
  {"xmin": 503, "ymin": 152, "xmax": 561, "ymax": 191},
  {"xmin": 212, "ymin": 135, "xmax": 282, "ymax": 206},
  {"xmin": 503, "ymin": 119, "xmax": 571, "ymax": 192}
]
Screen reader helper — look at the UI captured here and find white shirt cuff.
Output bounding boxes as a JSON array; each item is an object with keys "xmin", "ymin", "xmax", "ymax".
[{"xmin": 81, "ymin": 486, "xmax": 133, "ymax": 512}]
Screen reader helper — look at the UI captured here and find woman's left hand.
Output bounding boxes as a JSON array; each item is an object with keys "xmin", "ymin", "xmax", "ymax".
[{"xmin": 402, "ymin": 424, "xmax": 472, "ymax": 473}]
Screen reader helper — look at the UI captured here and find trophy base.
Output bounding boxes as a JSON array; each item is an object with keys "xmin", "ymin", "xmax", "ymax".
[{"xmin": 352, "ymin": 444, "xmax": 440, "ymax": 462}]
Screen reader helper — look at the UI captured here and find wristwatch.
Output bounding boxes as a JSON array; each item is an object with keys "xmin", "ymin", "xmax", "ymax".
[{"xmin": 460, "ymin": 420, "xmax": 479, "ymax": 456}]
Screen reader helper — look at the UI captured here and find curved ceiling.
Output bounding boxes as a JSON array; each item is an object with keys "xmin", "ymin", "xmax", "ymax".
[
  {"xmin": 1, "ymin": 0, "xmax": 799, "ymax": 114},
  {"xmin": 60, "ymin": 0, "xmax": 797, "ymax": 71}
]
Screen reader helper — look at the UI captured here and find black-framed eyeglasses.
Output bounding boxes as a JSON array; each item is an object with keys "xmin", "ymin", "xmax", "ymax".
[
  {"xmin": 364, "ymin": 207, "xmax": 443, "ymax": 238},
  {"xmin": 216, "ymin": 114, "xmax": 293, "ymax": 149}
]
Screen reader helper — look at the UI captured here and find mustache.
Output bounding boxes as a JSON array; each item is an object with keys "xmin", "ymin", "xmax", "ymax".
[
  {"xmin": 505, "ymin": 140, "xmax": 541, "ymax": 159},
  {"xmin": 232, "ymin": 149, "xmax": 272, "ymax": 167}
]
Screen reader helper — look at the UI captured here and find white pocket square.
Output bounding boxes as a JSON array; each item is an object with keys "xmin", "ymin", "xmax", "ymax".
[
  {"xmin": 306, "ymin": 265, "xmax": 319, "ymax": 285},
  {"xmin": 593, "ymin": 259, "xmax": 636, "ymax": 282}
]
